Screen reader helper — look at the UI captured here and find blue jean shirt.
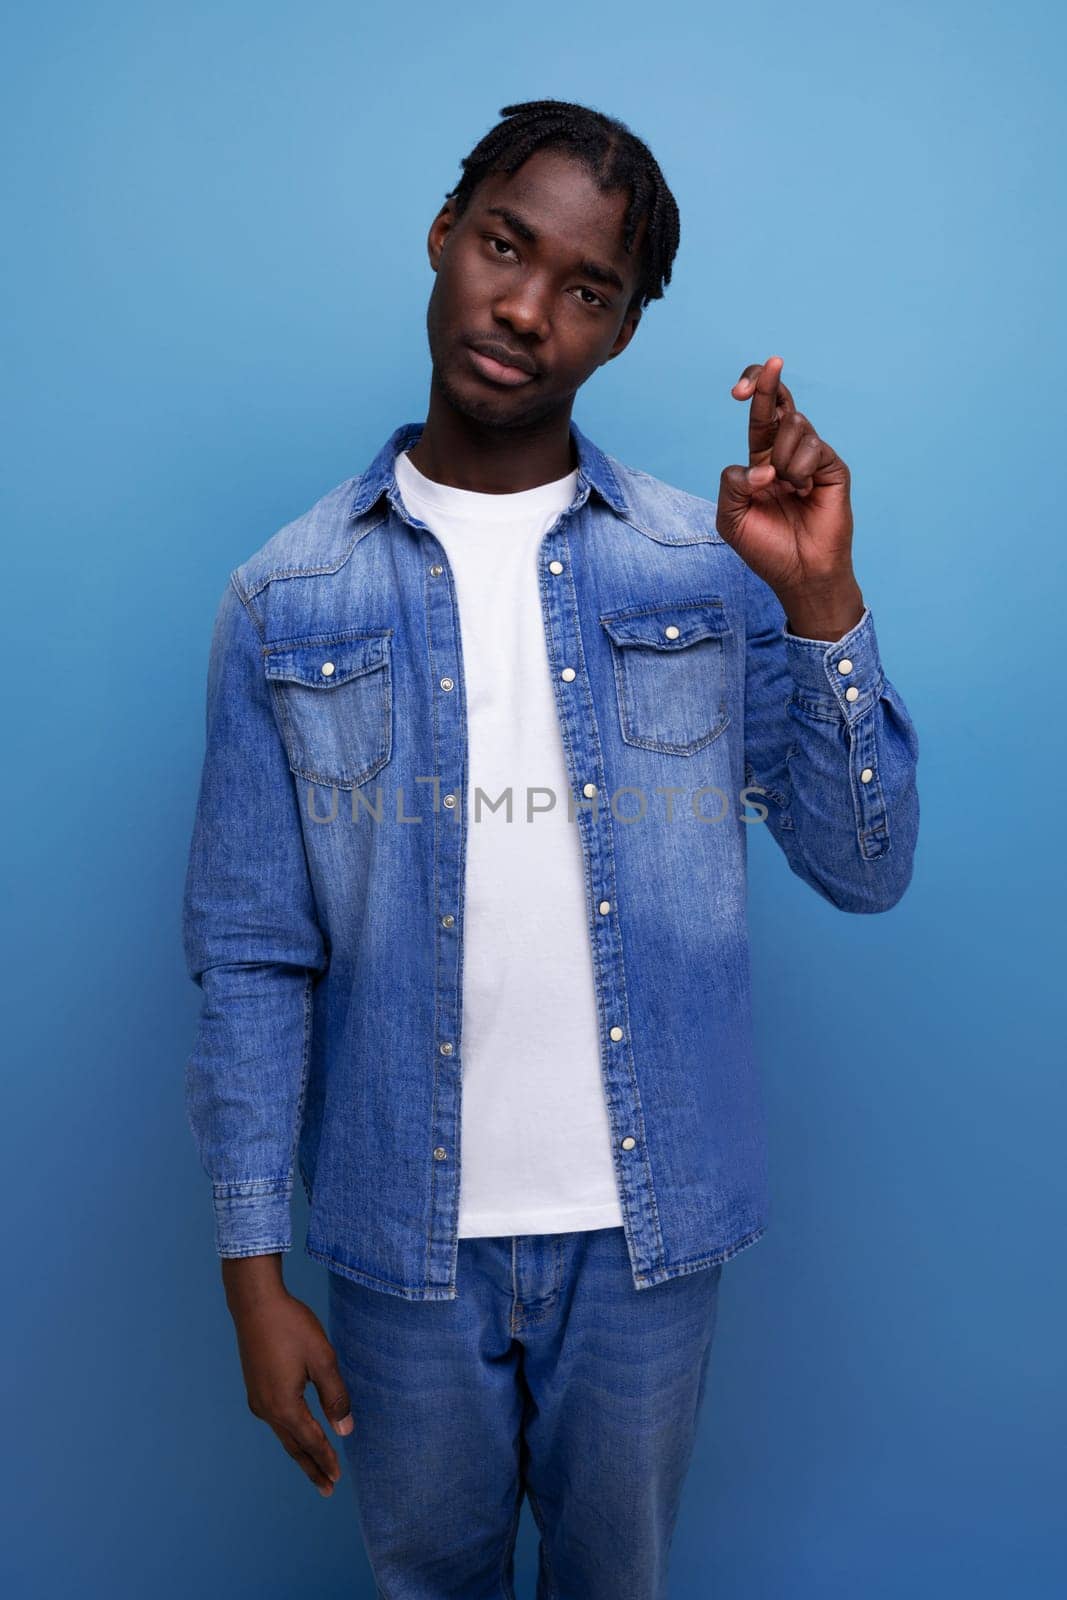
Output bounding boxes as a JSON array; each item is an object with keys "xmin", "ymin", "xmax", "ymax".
[{"xmin": 181, "ymin": 419, "xmax": 920, "ymax": 1301}]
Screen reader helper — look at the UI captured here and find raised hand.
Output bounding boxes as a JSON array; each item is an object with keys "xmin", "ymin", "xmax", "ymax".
[{"xmin": 716, "ymin": 355, "xmax": 865, "ymax": 641}]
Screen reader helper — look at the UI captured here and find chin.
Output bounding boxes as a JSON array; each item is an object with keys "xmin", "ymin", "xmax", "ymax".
[{"xmin": 435, "ymin": 362, "xmax": 540, "ymax": 429}]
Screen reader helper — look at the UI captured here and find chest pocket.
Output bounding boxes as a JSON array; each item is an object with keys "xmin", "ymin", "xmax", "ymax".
[
  {"xmin": 599, "ymin": 596, "xmax": 730, "ymax": 755},
  {"xmin": 264, "ymin": 628, "xmax": 393, "ymax": 789}
]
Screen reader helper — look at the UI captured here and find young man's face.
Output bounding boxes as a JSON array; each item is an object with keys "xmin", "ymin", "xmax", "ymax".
[{"xmin": 423, "ymin": 147, "xmax": 646, "ymax": 429}]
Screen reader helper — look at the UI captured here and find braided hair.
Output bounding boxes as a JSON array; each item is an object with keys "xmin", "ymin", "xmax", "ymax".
[{"xmin": 444, "ymin": 99, "xmax": 680, "ymax": 313}]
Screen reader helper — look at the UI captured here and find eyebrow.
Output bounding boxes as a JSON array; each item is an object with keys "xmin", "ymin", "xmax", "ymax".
[{"xmin": 483, "ymin": 205, "xmax": 626, "ymax": 295}]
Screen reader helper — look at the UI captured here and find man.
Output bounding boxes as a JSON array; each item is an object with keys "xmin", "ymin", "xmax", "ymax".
[{"xmin": 182, "ymin": 98, "xmax": 919, "ymax": 1598}]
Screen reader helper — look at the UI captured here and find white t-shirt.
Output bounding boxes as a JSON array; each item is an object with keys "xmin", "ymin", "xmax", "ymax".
[{"xmin": 393, "ymin": 447, "xmax": 625, "ymax": 1238}]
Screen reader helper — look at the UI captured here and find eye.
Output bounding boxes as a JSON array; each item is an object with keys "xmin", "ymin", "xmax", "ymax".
[{"xmin": 484, "ymin": 236, "xmax": 608, "ymax": 308}]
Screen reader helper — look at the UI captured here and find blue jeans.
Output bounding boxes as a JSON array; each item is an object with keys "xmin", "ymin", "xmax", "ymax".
[{"xmin": 326, "ymin": 1224, "xmax": 724, "ymax": 1599}]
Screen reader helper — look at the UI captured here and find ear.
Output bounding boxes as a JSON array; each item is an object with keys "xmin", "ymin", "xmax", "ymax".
[
  {"xmin": 603, "ymin": 305, "xmax": 642, "ymax": 364},
  {"xmin": 427, "ymin": 197, "xmax": 459, "ymax": 273}
]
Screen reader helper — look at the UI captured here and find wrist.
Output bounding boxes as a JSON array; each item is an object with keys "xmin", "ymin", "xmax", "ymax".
[
  {"xmin": 778, "ymin": 575, "xmax": 865, "ymax": 642},
  {"xmin": 222, "ymin": 1252, "xmax": 288, "ymax": 1312}
]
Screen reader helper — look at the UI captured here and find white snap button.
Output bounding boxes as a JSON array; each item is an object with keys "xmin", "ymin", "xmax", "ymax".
[
  {"xmin": 621, "ymin": 1136, "xmax": 636, "ymax": 1150},
  {"xmin": 429, "ymin": 563, "xmax": 443, "ymax": 577},
  {"xmin": 583, "ymin": 782, "xmax": 597, "ymax": 798},
  {"xmin": 320, "ymin": 661, "xmax": 335, "ymax": 677},
  {"xmin": 598, "ymin": 900, "xmax": 611, "ymax": 914},
  {"xmin": 860, "ymin": 768, "xmax": 873, "ymax": 783},
  {"xmin": 441, "ymin": 913, "xmax": 455, "ymax": 927},
  {"xmin": 549, "ymin": 559, "xmax": 564, "ymax": 574},
  {"xmin": 837, "ymin": 658, "xmax": 853, "ymax": 675},
  {"xmin": 439, "ymin": 1041, "xmax": 453, "ymax": 1055},
  {"xmin": 609, "ymin": 1025, "xmax": 624, "ymax": 1041},
  {"xmin": 845, "ymin": 686, "xmax": 860, "ymax": 702},
  {"xmin": 433, "ymin": 1146, "xmax": 448, "ymax": 1160},
  {"xmin": 664, "ymin": 624, "xmax": 680, "ymax": 639},
  {"xmin": 561, "ymin": 666, "xmax": 576, "ymax": 681},
  {"xmin": 443, "ymin": 793, "xmax": 457, "ymax": 808},
  {"xmin": 440, "ymin": 676, "xmax": 454, "ymax": 691}
]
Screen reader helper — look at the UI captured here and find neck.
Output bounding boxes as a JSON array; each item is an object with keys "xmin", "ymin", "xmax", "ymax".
[{"xmin": 406, "ymin": 379, "xmax": 577, "ymax": 494}]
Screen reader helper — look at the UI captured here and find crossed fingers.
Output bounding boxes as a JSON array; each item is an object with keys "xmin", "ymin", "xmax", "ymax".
[{"xmin": 731, "ymin": 355, "xmax": 833, "ymax": 497}]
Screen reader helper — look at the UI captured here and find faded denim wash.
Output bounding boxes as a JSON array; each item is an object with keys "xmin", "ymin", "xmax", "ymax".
[{"xmin": 181, "ymin": 419, "xmax": 920, "ymax": 1301}]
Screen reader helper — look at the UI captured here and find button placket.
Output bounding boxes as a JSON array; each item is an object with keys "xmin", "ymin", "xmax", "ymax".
[
  {"xmin": 420, "ymin": 530, "xmax": 467, "ymax": 1290},
  {"xmin": 537, "ymin": 523, "xmax": 662, "ymax": 1279},
  {"xmin": 825, "ymin": 632, "xmax": 887, "ymax": 854},
  {"xmin": 852, "ymin": 712, "xmax": 889, "ymax": 860}
]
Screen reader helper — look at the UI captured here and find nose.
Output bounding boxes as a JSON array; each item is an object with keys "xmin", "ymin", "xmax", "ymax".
[{"xmin": 493, "ymin": 275, "xmax": 551, "ymax": 343}]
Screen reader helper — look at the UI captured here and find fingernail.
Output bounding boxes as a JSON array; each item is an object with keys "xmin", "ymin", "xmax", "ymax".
[{"xmin": 336, "ymin": 1416, "xmax": 354, "ymax": 1435}]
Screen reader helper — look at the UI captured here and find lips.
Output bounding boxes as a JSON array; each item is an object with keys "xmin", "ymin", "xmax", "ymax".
[{"xmin": 464, "ymin": 338, "xmax": 539, "ymax": 387}]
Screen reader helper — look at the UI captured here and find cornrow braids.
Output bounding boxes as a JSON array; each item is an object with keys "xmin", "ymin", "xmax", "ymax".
[{"xmin": 444, "ymin": 99, "xmax": 680, "ymax": 313}]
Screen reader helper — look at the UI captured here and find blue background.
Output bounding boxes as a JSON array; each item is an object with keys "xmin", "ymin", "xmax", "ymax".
[{"xmin": 3, "ymin": 1, "xmax": 1063, "ymax": 1594}]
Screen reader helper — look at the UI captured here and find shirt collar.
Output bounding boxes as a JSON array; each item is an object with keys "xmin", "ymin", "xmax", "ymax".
[{"xmin": 347, "ymin": 417, "xmax": 629, "ymax": 522}]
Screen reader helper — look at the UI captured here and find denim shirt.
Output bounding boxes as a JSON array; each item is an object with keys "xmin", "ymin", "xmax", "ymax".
[{"xmin": 181, "ymin": 419, "xmax": 920, "ymax": 1301}]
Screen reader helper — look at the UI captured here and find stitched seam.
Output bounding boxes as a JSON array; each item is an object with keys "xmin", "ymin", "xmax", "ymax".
[
  {"xmin": 285, "ymin": 971, "xmax": 315, "ymax": 1195},
  {"xmin": 240, "ymin": 510, "xmax": 390, "ymax": 600},
  {"xmin": 542, "ymin": 530, "xmax": 668, "ymax": 1268},
  {"xmin": 213, "ymin": 1178, "xmax": 290, "ymax": 1197},
  {"xmin": 268, "ymin": 658, "xmax": 392, "ymax": 789},
  {"xmin": 307, "ymin": 1244, "xmax": 456, "ymax": 1297},
  {"xmin": 608, "ymin": 635, "xmax": 730, "ymax": 754}
]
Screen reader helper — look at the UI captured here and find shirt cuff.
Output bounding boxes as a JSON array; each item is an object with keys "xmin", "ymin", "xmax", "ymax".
[
  {"xmin": 212, "ymin": 1180, "xmax": 293, "ymax": 1258},
  {"xmin": 783, "ymin": 605, "xmax": 885, "ymax": 723}
]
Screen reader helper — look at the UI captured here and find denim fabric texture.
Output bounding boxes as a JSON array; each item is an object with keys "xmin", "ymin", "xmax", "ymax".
[
  {"xmin": 326, "ymin": 1225, "xmax": 723, "ymax": 1600},
  {"xmin": 181, "ymin": 419, "xmax": 920, "ymax": 1301}
]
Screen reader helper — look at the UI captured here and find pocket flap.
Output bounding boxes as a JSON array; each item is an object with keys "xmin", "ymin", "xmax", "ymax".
[
  {"xmin": 264, "ymin": 630, "xmax": 390, "ymax": 689},
  {"xmin": 599, "ymin": 597, "xmax": 730, "ymax": 651}
]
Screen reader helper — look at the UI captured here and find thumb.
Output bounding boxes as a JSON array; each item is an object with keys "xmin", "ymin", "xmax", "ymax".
[
  {"xmin": 311, "ymin": 1348, "xmax": 355, "ymax": 1436},
  {"xmin": 715, "ymin": 462, "xmax": 776, "ymax": 541}
]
